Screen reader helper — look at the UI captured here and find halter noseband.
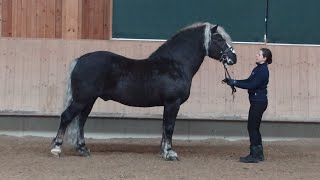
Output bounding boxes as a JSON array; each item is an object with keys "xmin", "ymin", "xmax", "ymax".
[{"xmin": 219, "ymin": 46, "xmax": 235, "ymax": 64}]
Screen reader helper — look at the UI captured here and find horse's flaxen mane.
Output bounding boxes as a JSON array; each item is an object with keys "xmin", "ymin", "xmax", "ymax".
[
  {"xmin": 178, "ymin": 22, "xmax": 233, "ymax": 55},
  {"xmin": 180, "ymin": 22, "xmax": 206, "ymax": 31},
  {"xmin": 180, "ymin": 23, "xmax": 232, "ymax": 44},
  {"xmin": 216, "ymin": 26, "xmax": 233, "ymax": 46},
  {"xmin": 149, "ymin": 22, "xmax": 233, "ymax": 59}
]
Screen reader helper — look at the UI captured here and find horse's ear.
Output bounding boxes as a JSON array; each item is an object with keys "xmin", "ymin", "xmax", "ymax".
[{"xmin": 211, "ymin": 24, "xmax": 218, "ymax": 33}]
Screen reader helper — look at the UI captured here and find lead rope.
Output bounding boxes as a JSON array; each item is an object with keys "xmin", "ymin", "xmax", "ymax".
[{"xmin": 222, "ymin": 63, "xmax": 236, "ymax": 100}]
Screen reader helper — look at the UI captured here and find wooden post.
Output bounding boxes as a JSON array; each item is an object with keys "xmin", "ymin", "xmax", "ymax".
[
  {"xmin": 62, "ymin": 0, "xmax": 82, "ymax": 39},
  {"xmin": 0, "ymin": 0, "xmax": 2, "ymax": 36},
  {"xmin": 1, "ymin": 0, "xmax": 12, "ymax": 37},
  {"xmin": 104, "ymin": 0, "xmax": 112, "ymax": 39},
  {"xmin": 81, "ymin": 0, "xmax": 112, "ymax": 40}
]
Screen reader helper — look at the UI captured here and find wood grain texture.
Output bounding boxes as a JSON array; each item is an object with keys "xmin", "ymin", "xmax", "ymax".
[{"xmin": 0, "ymin": 0, "xmax": 112, "ymax": 39}]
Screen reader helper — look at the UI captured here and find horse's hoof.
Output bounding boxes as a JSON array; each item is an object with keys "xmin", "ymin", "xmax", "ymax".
[
  {"xmin": 78, "ymin": 151, "xmax": 90, "ymax": 157},
  {"xmin": 163, "ymin": 150, "xmax": 179, "ymax": 161},
  {"xmin": 166, "ymin": 155, "xmax": 179, "ymax": 161},
  {"xmin": 76, "ymin": 146, "xmax": 91, "ymax": 157},
  {"xmin": 50, "ymin": 146, "xmax": 61, "ymax": 157}
]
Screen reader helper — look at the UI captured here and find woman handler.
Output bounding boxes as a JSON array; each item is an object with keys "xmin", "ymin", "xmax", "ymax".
[{"xmin": 224, "ymin": 48, "xmax": 272, "ymax": 163}]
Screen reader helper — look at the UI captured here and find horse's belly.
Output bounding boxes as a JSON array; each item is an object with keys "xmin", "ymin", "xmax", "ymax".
[
  {"xmin": 104, "ymin": 77, "xmax": 189, "ymax": 107},
  {"xmin": 108, "ymin": 86, "xmax": 163, "ymax": 107},
  {"xmin": 112, "ymin": 95, "xmax": 162, "ymax": 107}
]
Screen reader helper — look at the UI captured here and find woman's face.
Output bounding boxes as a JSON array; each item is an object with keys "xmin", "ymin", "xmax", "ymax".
[{"xmin": 256, "ymin": 50, "xmax": 267, "ymax": 64}]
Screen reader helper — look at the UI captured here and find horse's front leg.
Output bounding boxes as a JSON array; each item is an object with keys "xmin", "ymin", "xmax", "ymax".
[{"xmin": 161, "ymin": 99, "xmax": 181, "ymax": 161}]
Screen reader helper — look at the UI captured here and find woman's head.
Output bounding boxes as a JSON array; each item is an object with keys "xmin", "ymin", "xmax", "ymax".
[{"xmin": 256, "ymin": 48, "xmax": 272, "ymax": 64}]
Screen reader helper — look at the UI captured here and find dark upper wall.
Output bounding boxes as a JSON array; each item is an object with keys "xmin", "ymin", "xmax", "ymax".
[
  {"xmin": 113, "ymin": 0, "xmax": 320, "ymax": 45},
  {"xmin": 113, "ymin": 0, "xmax": 265, "ymax": 42},
  {"xmin": 267, "ymin": 0, "xmax": 320, "ymax": 44}
]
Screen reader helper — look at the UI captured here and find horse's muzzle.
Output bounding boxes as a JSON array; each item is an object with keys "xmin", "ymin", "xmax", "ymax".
[{"xmin": 222, "ymin": 53, "xmax": 237, "ymax": 65}]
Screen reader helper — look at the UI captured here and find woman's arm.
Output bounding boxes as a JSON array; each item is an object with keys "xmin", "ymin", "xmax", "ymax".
[{"xmin": 229, "ymin": 69, "xmax": 267, "ymax": 90}]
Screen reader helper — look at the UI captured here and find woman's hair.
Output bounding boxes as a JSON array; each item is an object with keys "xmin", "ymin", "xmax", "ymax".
[{"xmin": 260, "ymin": 48, "xmax": 272, "ymax": 64}]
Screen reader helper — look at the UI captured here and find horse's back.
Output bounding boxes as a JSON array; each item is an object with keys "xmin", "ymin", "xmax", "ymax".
[
  {"xmin": 73, "ymin": 51, "xmax": 140, "ymax": 79},
  {"xmin": 77, "ymin": 51, "xmax": 132, "ymax": 66}
]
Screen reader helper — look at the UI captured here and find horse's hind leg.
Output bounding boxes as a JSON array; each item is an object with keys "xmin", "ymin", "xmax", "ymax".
[
  {"xmin": 75, "ymin": 100, "xmax": 96, "ymax": 157},
  {"xmin": 160, "ymin": 99, "xmax": 181, "ymax": 161},
  {"xmin": 51, "ymin": 101, "xmax": 86, "ymax": 156}
]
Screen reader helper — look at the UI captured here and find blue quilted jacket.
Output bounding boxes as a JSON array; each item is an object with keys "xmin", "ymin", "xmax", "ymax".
[{"xmin": 232, "ymin": 63, "xmax": 269, "ymax": 102}]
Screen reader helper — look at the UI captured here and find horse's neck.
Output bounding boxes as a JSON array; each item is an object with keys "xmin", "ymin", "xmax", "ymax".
[
  {"xmin": 189, "ymin": 56, "xmax": 206, "ymax": 77},
  {"xmin": 150, "ymin": 38, "xmax": 206, "ymax": 78},
  {"xmin": 173, "ymin": 46, "xmax": 205, "ymax": 78}
]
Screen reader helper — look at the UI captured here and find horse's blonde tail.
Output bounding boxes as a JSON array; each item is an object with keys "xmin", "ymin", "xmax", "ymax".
[
  {"xmin": 63, "ymin": 58, "xmax": 80, "ymax": 147},
  {"xmin": 63, "ymin": 59, "xmax": 78, "ymax": 109}
]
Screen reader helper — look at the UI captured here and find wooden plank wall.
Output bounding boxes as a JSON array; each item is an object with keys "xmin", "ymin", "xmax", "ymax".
[
  {"xmin": 0, "ymin": 0, "xmax": 2, "ymax": 35},
  {"xmin": 0, "ymin": 38, "xmax": 319, "ymax": 123},
  {"xmin": 81, "ymin": 0, "xmax": 112, "ymax": 39},
  {"xmin": 0, "ymin": 0, "xmax": 112, "ymax": 39}
]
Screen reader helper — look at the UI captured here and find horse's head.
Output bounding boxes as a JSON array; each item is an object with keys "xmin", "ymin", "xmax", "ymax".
[{"xmin": 206, "ymin": 25, "xmax": 237, "ymax": 65}]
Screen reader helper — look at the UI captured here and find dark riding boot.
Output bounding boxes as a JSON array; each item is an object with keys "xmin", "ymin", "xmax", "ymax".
[{"xmin": 240, "ymin": 145, "xmax": 264, "ymax": 163}]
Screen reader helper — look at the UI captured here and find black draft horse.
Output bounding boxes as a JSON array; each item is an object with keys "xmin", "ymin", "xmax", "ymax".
[{"xmin": 51, "ymin": 22, "xmax": 237, "ymax": 160}]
